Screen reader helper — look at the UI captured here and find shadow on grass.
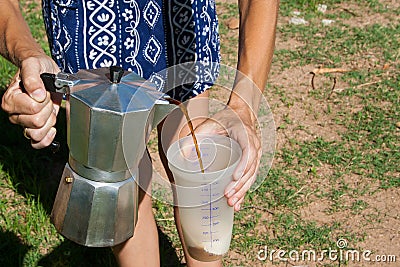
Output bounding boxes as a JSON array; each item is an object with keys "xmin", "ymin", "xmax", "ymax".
[
  {"xmin": 0, "ymin": 92, "xmax": 183, "ymax": 266},
  {"xmin": 36, "ymin": 229, "xmax": 183, "ymax": 267},
  {"xmin": 0, "ymin": 228, "xmax": 181, "ymax": 267},
  {"xmin": 0, "ymin": 230, "xmax": 31, "ymax": 267},
  {"xmin": 0, "ymin": 99, "xmax": 68, "ymax": 212}
]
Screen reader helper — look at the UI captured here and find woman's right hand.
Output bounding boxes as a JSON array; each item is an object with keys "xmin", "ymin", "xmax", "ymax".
[{"xmin": 1, "ymin": 55, "xmax": 62, "ymax": 149}]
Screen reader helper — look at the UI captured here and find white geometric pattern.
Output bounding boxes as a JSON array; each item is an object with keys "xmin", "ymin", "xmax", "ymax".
[
  {"xmin": 143, "ymin": 0, "xmax": 161, "ymax": 29},
  {"xmin": 44, "ymin": 0, "xmax": 220, "ymax": 101},
  {"xmin": 149, "ymin": 72, "xmax": 165, "ymax": 90},
  {"xmin": 83, "ymin": 0, "xmax": 117, "ymax": 68},
  {"xmin": 124, "ymin": 1, "xmax": 142, "ymax": 75},
  {"xmin": 144, "ymin": 36, "xmax": 162, "ymax": 65}
]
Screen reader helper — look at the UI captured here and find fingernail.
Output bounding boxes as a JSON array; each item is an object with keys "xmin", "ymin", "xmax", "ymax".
[
  {"xmin": 233, "ymin": 169, "xmax": 244, "ymax": 181},
  {"xmin": 31, "ymin": 89, "xmax": 46, "ymax": 102},
  {"xmin": 49, "ymin": 127, "xmax": 57, "ymax": 138},
  {"xmin": 231, "ymin": 197, "xmax": 238, "ymax": 205},
  {"xmin": 225, "ymin": 182, "xmax": 236, "ymax": 197},
  {"xmin": 226, "ymin": 189, "xmax": 235, "ymax": 198},
  {"xmin": 236, "ymin": 203, "xmax": 241, "ymax": 211}
]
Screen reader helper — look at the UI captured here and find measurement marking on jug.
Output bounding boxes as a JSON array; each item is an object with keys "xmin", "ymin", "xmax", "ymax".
[
  {"xmin": 202, "ymin": 215, "xmax": 219, "ymax": 219},
  {"xmin": 209, "ymin": 183, "xmax": 213, "ymax": 248},
  {"xmin": 201, "ymin": 207, "xmax": 220, "ymax": 211}
]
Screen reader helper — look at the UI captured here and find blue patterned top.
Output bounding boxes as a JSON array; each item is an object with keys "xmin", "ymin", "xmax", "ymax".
[{"xmin": 42, "ymin": 0, "xmax": 220, "ymax": 101}]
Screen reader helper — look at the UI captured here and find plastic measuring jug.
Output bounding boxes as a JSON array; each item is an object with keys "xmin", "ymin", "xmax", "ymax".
[{"xmin": 167, "ymin": 134, "xmax": 242, "ymax": 261}]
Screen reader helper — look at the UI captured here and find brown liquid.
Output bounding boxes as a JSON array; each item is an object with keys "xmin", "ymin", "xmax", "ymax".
[
  {"xmin": 167, "ymin": 98, "xmax": 205, "ymax": 173},
  {"xmin": 188, "ymin": 246, "xmax": 222, "ymax": 262}
]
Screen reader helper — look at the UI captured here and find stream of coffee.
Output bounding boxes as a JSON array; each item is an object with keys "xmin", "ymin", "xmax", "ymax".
[{"xmin": 167, "ymin": 98, "xmax": 205, "ymax": 173}]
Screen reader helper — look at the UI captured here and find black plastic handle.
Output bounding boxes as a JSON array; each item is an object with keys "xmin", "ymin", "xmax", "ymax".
[
  {"xmin": 40, "ymin": 73, "xmax": 57, "ymax": 93},
  {"xmin": 18, "ymin": 73, "xmax": 57, "ymax": 93}
]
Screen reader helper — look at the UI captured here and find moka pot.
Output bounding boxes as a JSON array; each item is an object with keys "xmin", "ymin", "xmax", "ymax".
[{"xmin": 43, "ymin": 66, "xmax": 176, "ymax": 247}]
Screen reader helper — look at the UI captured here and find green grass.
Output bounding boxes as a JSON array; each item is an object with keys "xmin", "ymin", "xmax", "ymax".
[
  {"xmin": 1, "ymin": 0, "xmax": 399, "ymax": 266},
  {"xmin": 0, "ymin": 58, "xmax": 17, "ymax": 88}
]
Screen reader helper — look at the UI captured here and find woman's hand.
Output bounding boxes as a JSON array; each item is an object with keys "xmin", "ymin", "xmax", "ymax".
[
  {"xmin": 1, "ymin": 55, "xmax": 61, "ymax": 149},
  {"xmin": 194, "ymin": 103, "xmax": 261, "ymax": 212}
]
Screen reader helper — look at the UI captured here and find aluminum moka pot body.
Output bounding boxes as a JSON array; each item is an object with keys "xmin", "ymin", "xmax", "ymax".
[{"xmin": 50, "ymin": 66, "xmax": 175, "ymax": 247}]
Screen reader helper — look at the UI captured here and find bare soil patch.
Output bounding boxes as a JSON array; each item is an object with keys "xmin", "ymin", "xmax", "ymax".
[{"xmin": 214, "ymin": 0, "xmax": 400, "ymax": 266}]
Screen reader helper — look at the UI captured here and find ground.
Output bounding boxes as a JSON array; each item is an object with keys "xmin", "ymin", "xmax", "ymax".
[{"xmin": 154, "ymin": 0, "xmax": 399, "ymax": 266}]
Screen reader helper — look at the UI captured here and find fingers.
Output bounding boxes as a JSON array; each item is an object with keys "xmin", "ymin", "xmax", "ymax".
[
  {"xmin": 2, "ymin": 82, "xmax": 50, "ymax": 116},
  {"xmin": 226, "ymin": 163, "xmax": 257, "ymax": 201},
  {"xmin": 1, "ymin": 55, "xmax": 62, "ymax": 149},
  {"xmin": 225, "ymin": 179, "xmax": 249, "ymax": 211},
  {"xmin": 193, "ymin": 106, "xmax": 262, "ymax": 212},
  {"xmin": 233, "ymin": 131, "xmax": 261, "ymax": 178},
  {"xmin": 19, "ymin": 99, "xmax": 58, "ymax": 149},
  {"xmin": 234, "ymin": 197, "xmax": 245, "ymax": 212},
  {"xmin": 21, "ymin": 106, "xmax": 57, "ymax": 139},
  {"xmin": 232, "ymin": 145, "xmax": 251, "ymax": 181},
  {"xmin": 31, "ymin": 127, "xmax": 57, "ymax": 149},
  {"xmin": 225, "ymin": 135, "xmax": 262, "ymax": 211},
  {"xmin": 8, "ymin": 94, "xmax": 54, "ymax": 128},
  {"xmin": 2, "ymin": 78, "xmax": 58, "ymax": 150}
]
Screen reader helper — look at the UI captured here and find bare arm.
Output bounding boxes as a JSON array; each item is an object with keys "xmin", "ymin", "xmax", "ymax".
[
  {"xmin": 195, "ymin": 0, "xmax": 279, "ymax": 211},
  {"xmin": 0, "ymin": 0, "xmax": 46, "ymax": 66},
  {"xmin": 0, "ymin": 0, "xmax": 60, "ymax": 149},
  {"xmin": 229, "ymin": 0, "xmax": 279, "ymax": 119}
]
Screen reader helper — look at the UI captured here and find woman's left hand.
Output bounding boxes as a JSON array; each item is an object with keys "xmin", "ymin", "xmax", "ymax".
[{"xmin": 194, "ymin": 104, "xmax": 261, "ymax": 212}]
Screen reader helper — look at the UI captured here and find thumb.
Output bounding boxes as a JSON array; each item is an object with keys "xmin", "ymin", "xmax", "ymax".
[{"xmin": 20, "ymin": 60, "xmax": 47, "ymax": 103}]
